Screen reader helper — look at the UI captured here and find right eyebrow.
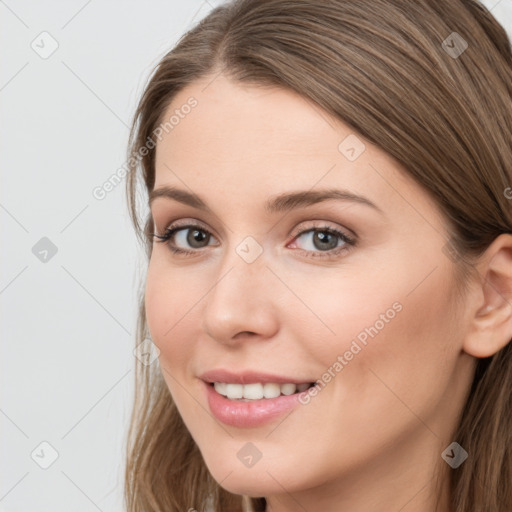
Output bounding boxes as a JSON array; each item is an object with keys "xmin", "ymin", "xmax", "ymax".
[{"xmin": 149, "ymin": 186, "xmax": 211, "ymax": 211}]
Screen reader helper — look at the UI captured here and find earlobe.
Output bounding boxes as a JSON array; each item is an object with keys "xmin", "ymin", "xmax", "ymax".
[{"xmin": 463, "ymin": 234, "xmax": 512, "ymax": 359}]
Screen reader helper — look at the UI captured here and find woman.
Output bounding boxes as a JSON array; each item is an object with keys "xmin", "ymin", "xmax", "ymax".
[{"xmin": 123, "ymin": 1, "xmax": 512, "ymax": 510}]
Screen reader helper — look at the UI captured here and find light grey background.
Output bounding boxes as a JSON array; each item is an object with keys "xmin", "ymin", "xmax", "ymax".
[{"xmin": 1, "ymin": 1, "xmax": 510, "ymax": 511}]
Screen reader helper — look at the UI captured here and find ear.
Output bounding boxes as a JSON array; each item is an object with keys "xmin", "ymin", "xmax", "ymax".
[{"xmin": 463, "ymin": 233, "xmax": 512, "ymax": 358}]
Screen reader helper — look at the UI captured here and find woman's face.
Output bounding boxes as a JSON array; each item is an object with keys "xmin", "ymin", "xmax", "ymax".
[{"xmin": 146, "ymin": 74, "xmax": 476, "ymax": 508}]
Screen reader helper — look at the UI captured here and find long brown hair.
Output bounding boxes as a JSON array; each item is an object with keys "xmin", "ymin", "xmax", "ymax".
[{"xmin": 123, "ymin": 1, "xmax": 512, "ymax": 510}]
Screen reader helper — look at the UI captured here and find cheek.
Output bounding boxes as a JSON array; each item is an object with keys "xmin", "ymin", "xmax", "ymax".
[
  {"xmin": 144, "ymin": 258, "xmax": 198, "ymax": 370},
  {"xmin": 282, "ymin": 264, "xmax": 407, "ymax": 368},
  {"xmin": 292, "ymin": 259, "xmax": 458, "ymax": 414}
]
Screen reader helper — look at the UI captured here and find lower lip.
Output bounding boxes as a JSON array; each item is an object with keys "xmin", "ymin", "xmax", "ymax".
[{"xmin": 203, "ymin": 381, "xmax": 307, "ymax": 428}]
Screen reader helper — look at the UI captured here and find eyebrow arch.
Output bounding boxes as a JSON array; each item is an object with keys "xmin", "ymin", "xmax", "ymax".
[{"xmin": 149, "ymin": 186, "xmax": 383, "ymax": 214}]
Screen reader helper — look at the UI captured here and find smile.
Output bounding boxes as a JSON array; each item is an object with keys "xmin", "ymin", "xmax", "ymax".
[{"xmin": 212, "ymin": 381, "xmax": 314, "ymax": 400}]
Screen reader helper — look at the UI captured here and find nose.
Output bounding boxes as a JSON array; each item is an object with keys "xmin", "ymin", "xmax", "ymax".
[{"xmin": 201, "ymin": 248, "xmax": 280, "ymax": 346}]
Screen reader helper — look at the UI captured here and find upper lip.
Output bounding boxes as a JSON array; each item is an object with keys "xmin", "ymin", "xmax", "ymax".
[{"xmin": 199, "ymin": 369, "xmax": 313, "ymax": 385}]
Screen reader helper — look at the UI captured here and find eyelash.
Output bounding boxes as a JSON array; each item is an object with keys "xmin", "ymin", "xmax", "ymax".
[{"xmin": 151, "ymin": 221, "xmax": 356, "ymax": 260}]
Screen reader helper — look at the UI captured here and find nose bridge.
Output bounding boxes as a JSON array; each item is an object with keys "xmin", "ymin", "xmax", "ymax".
[{"xmin": 201, "ymin": 236, "xmax": 280, "ymax": 342}]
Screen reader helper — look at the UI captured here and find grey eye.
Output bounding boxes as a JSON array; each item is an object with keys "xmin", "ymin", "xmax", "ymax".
[
  {"xmin": 174, "ymin": 227, "xmax": 214, "ymax": 249},
  {"xmin": 295, "ymin": 229, "xmax": 345, "ymax": 252}
]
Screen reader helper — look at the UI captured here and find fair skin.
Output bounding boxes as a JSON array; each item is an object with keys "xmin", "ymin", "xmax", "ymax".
[{"xmin": 145, "ymin": 73, "xmax": 512, "ymax": 512}]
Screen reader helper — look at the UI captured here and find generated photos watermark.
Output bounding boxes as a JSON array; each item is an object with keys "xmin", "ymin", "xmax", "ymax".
[
  {"xmin": 299, "ymin": 301, "xmax": 403, "ymax": 405},
  {"xmin": 92, "ymin": 96, "xmax": 198, "ymax": 201}
]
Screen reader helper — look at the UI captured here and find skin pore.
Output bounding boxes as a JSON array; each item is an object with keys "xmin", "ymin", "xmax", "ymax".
[{"xmin": 144, "ymin": 73, "xmax": 510, "ymax": 512}]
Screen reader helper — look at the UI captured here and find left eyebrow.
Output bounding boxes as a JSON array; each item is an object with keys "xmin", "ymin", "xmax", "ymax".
[
  {"xmin": 265, "ymin": 188, "xmax": 383, "ymax": 214},
  {"xmin": 149, "ymin": 186, "xmax": 383, "ymax": 215}
]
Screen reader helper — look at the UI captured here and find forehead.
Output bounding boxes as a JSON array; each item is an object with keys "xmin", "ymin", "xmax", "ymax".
[
  {"xmin": 156, "ymin": 75, "xmax": 342, "ymax": 168},
  {"xmin": 152, "ymin": 74, "xmax": 443, "ymax": 228}
]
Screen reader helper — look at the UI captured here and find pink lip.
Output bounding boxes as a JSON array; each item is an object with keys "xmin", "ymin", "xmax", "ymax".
[
  {"xmin": 199, "ymin": 368, "xmax": 313, "ymax": 385},
  {"xmin": 203, "ymin": 380, "xmax": 307, "ymax": 428}
]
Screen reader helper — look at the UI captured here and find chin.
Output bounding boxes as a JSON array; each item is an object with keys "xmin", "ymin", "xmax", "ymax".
[
  {"xmin": 205, "ymin": 455, "xmax": 308, "ymax": 498},
  {"xmin": 215, "ymin": 476, "xmax": 277, "ymax": 498}
]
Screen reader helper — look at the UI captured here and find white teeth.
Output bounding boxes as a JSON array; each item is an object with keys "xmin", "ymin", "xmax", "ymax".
[
  {"xmin": 213, "ymin": 382, "xmax": 310, "ymax": 400},
  {"xmin": 243, "ymin": 383, "xmax": 264, "ymax": 399},
  {"xmin": 280, "ymin": 383, "xmax": 296, "ymax": 396},
  {"xmin": 225, "ymin": 383, "xmax": 243, "ymax": 399},
  {"xmin": 262, "ymin": 383, "xmax": 281, "ymax": 398},
  {"xmin": 213, "ymin": 382, "xmax": 227, "ymax": 395}
]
